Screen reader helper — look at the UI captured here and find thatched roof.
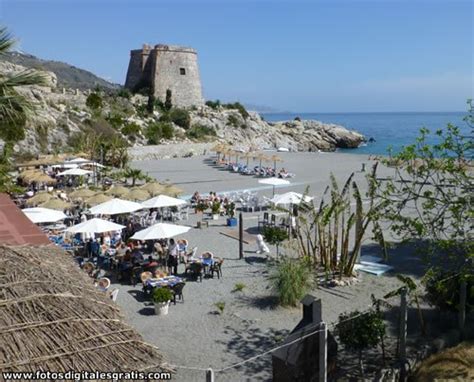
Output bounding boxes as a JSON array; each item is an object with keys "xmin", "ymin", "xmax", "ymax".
[{"xmin": 0, "ymin": 245, "xmax": 172, "ymax": 376}]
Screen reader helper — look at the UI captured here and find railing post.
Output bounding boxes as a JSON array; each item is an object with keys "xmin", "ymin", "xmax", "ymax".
[
  {"xmin": 319, "ymin": 321, "xmax": 327, "ymax": 382},
  {"xmin": 399, "ymin": 287, "xmax": 408, "ymax": 382},
  {"xmin": 206, "ymin": 368, "xmax": 214, "ymax": 382},
  {"xmin": 239, "ymin": 212, "xmax": 243, "ymax": 260}
]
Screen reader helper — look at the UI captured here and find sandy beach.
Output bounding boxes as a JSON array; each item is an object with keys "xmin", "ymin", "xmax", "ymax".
[{"xmin": 109, "ymin": 152, "xmax": 419, "ymax": 381}]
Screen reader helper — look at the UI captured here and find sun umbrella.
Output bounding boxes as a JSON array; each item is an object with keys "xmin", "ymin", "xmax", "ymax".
[
  {"xmin": 141, "ymin": 194, "xmax": 187, "ymax": 209},
  {"xmin": 140, "ymin": 182, "xmax": 166, "ymax": 196},
  {"xmin": 258, "ymin": 177, "xmax": 291, "ymax": 196},
  {"xmin": 25, "ymin": 192, "xmax": 52, "ymax": 206},
  {"xmin": 105, "ymin": 185, "xmax": 129, "ymax": 197},
  {"xmin": 19, "ymin": 169, "xmax": 39, "ymax": 179},
  {"xmin": 88, "ymin": 198, "xmax": 143, "ymax": 215},
  {"xmin": 124, "ymin": 188, "xmax": 151, "ymax": 202},
  {"xmin": 69, "ymin": 188, "xmax": 97, "ymax": 200},
  {"xmin": 270, "ymin": 154, "xmax": 283, "ymax": 172},
  {"xmin": 84, "ymin": 194, "xmax": 113, "ymax": 206},
  {"xmin": 163, "ymin": 185, "xmax": 184, "ymax": 197},
  {"xmin": 22, "ymin": 207, "xmax": 67, "ymax": 224},
  {"xmin": 270, "ymin": 192, "xmax": 313, "ymax": 205},
  {"xmin": 131, "ymin": 222, "xmax": 191, "ymax": 241},
  {"xmin": 256, "ymin": 153, "xmax": 270, "ymax": 169},
  {"xmin": 57, "ymin": 168, "xmax": 93, "ymax": 176},
  {"xmin": 66, "ymin": 157, "xmax": 90, "ymax": 163},
  {"xmin": 40, "ymin": 198, "xmax": 72, "ymax": 210},
  {"xmin": 65, "ymin": 218, "xmax": 125, "ymax": 234}
]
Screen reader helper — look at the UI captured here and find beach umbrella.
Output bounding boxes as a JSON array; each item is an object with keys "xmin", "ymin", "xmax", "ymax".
[
  {"xmin": 241, "ymin": 152, "xmax": 254, "ymax": 167},
  {"xmin": 256, "ymin": 153, "xmax": 270, "ymax": 169},
  {"xmin": 22, "ymin": 207, "xmax": 67, "ymax": 224},
  {"xmin": 57, "ymin": 168, "xmax": 93, "ymax": 176},
  {"xmin": 69, "ymin": 188, "xmax": 97, "ymax": 200},
  {"xmin": 270, "ymin": 154, "xmax": 283, "ymax": 172},
  {"xmin": 142, "ymin": 194, "xmax": 187, "ymax": 209},
  {"xmin": 66, "ymin": 157, "xmax": 90, "ymax": 164},
  {"xmin": 84, "ymin": 194, "xmax": 112, "ymax": 207},
  {"xmin": 105, "ymin": 185, "xmax": 129, "ymax": 197},
  {"xmin": 270, "ymin": 192, "xmax": 313, "ymax": 205},
  {"xmin": 124, "ymin": 188, "xmax": 151, "ymax": 202},
  {"xmin": 65, "ymin": 218, "xmax": 125, "ymax": 234},
  {"xmin": 40, "ymin": 198, "xmax": 72, "ymax": 210},
  {"xmin": 28, "ymin": 172, "xmax": 56, "ymax": 184},
  {"xmin": 51, "ymin": 163, "xmax": 78, "ymax": 169},
  {"xmin": 163, "ymin": 185, "xmax": 184, "ymax": 197},
  {"xmin": 131, "ymin": 222, "xmax": 191, "ymax": 241},
  {"xmin": 258, "ymin": 177, "xmax": 291, "ymax": 196},
  {"xmin": 25, "ymin": 192, "xmax": 52, "ymax": 206},
  {"xmin": 19, "ymin": 169, "xmax": 39, "ymax": 179},
  {"xmin": 140, "ymin": 182, "xmax": 166, "ymax": 196},
  {"xmin": 88, "ymin": 198, "xmax": 143, "ymax": 215}
]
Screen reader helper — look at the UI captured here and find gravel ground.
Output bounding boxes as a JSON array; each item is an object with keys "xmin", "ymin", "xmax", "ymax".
[{"xmin": 111, "ymin": 152, "xmax": 421, "ymax": 381}]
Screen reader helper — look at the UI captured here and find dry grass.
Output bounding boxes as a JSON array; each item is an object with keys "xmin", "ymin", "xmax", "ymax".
[{"xmin": 411, "ymin": 342, "xmax": 474, "ymax": 381}]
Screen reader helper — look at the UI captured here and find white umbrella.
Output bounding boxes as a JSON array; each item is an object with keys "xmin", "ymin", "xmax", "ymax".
[
  {"xmin": 22, "ymin": 207, "xmax": 67, "ymax": 224},
  {"xmin": 141, "ymin": 194, "xmax": 187, "ymax": 209},
  {"xmin": 89, "ymin": 198, "xmax": 143, "ymax": 215},
  {"xmin": 65, "ymin": 218, "xmax": 125, "ymax": 233},
  {"xmin": 51, "ymin": 163, "xmax": 78, "ymax": 169},
  {"xmin": 258, "ymin": 177, "xmax": 291, "ymax": 196},
  {"xmin": 67, "ymin": 157, "xmax": 89, "ymax": 163},
  {"xmin": 57, "ymin": 168, "xmax": 93, "ymax": 176},
  {"xmin": 131, "ymin": 222, "xmax": 190, "ymax": 241},
  {"xmin": 270, "ymin": 192, "xmax": 313, "ymax": 205}
]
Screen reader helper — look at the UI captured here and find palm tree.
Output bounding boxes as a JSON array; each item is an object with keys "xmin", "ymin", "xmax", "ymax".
[
  {"xmin": 0, "ymin": 26, "xmax": 47, "ymax": 154},
  {"xmin": 123, "ymin": 167, "xmax": 148, "ymax": 187}
]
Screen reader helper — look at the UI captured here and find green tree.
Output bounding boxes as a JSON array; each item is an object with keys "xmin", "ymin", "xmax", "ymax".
[
  {"xmin": 337, "ymin": 310, "xmax": 386, "ymax": 374},
  {"xmin": 164, "ymin": 89, "xmax": 172, "ymax": 111},
  {"xmin": 123, "ymin": 167, "xmax": 149, "ymax": 186},
  {"xmin": 263, "ymin": 226, "xmax": 289, "ymax": 257},
  {"xmin": 169, "ymin": 108, "xmax": 191, "ymax": 129}
]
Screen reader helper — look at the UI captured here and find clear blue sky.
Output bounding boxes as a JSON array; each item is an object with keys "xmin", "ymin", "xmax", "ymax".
[{"xmin": 1, "ymin": 0, "xmax": 472, "ymax": 112}]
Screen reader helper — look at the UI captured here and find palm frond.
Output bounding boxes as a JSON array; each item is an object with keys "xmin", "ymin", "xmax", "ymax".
[{"xmin": 0, "ymin": 27, "xmax": 15, "ymax": 55}]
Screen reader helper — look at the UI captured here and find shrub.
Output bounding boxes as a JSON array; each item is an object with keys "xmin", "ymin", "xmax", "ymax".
[
  {"xmin": 206, "ymin": 100, "xmax": 221, "ymax": 109},
  {"xmin": 107, "ymin": 114, "xmax": 125, "ymax": 129},
  {"xmin": 152, "ymin": 287, "xmax": 173, "ymax": 303},
  {"xmin": 86, "ymin": 92, "xmax": 103, "ymax": 110},
  {"xmin": 270, "ymin": 257, "xmax": 312, "ymax": 307},
  {"xmin": 215, "ymin": 301, "xmax": 225, "ymax": 314},
  {"xmin": 169, "ymin": 108, "xmax": 191, "ymax": 129},
  {"xmin": 164, "ymin": 89, "xmax": 173, "ymax": 111},
  {"xmin": 117, "ymin": 88, "xmax": 131, "ymax": 99},
  {"xmin": 145, "ymin": 122, "xmax": 174, "ymax": 144},
  {"xmin": 186, "ymin": 124, "xmax": 216, "ymax": 140},
  {"xmin": 121, "ymin": 122, "xmax": 141, "ymax": 137},
  {"xmin": 224, "ymin": 102, "xmax": 249, "ymax": 119},
  {"xmin": 423, "ymin": 270, "xmax": 474, "ymax": 313},
  {"xmin": 233, "ymin": 283, "xmax": 246, "ymax": 292},
  {"xmin": 227, "ymin": 114, "xmax": 240, "ymax": 128},
  {"xmin": 294, "ymin": 116, "xmax": 301, "ymax": 121},
  {"xmin": 337, "ymin": 310, "xmax": 386, "ymax": 374}
]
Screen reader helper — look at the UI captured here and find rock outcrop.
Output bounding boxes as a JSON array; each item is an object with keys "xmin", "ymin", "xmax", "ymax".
[{"xmin": 0, "ymin": 61, "xmax": 364, "ymax": 158}]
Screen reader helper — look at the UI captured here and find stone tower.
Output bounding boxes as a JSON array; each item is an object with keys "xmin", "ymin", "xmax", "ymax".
[{"xmin": 125, "ymin": 43, "xmax": 204, "ymax": 108}]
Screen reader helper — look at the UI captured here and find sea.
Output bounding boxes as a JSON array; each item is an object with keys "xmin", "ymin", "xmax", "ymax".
[{"xmin": 261, "ymin": 112, "xmax": 469, "ymax": 155}]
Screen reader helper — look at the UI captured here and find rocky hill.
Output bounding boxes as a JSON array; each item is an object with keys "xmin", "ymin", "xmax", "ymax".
[
  {"xmin": 2, "ymin": 52, "xmax": 120, "ymax": 91},
  {"xmin": 0, "ymin": 60, "xmax": 364, "ymax": 159}
]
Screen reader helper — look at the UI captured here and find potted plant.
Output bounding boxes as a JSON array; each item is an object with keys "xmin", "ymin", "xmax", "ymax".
[
  {"xmin": 226, "ymin": 202, "xmax": 237, "ymax": 227},
  {"xmin": 195, "ymin": 200, "xmax": 207, "ymax": 216},
  {"xmin": 152, "ymin": 287, "xmax": 173, "ymax": 316},
  {"xmin": 211, "ymin": 200, "xmax": 221, "ymax": 220}
]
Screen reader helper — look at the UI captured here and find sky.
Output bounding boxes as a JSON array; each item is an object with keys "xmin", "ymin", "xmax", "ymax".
[{"xmin": 0, "ymin": 0, "xmax": 472, "ymax": 112}]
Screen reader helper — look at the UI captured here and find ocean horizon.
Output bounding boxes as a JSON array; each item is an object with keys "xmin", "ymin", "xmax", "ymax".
[{"xmin": 261, "ymin": 111, "xmax": 469, "ymax": 155}]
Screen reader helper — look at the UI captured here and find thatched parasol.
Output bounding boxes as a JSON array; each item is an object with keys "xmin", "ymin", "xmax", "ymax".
[
  {"xmin": 241, "ymin": 152, "xmax": 255, "ymax": 167},
  {"xmin": 163, "ymin": 185, "xmax": 184, "ymax": 197},
  {"xmin": 40, "ymin": 198, "xmax": 72, "ymax": 210},
  {"xmin": 123, "ymin": 188, "xmax": 151, "ymax": 202},
  {"xmin": 270, "ymin": 154, "xmax": 283, "ymax": 171},
  {"xmin": 18, "ymin": 169, "xmax": 38, "ymax": 179},
  {"xmin": 84, "ymin": 194, "xmax": 113, "ymax": 207},
  {"xmin": 105, "ymin": 185, "xmax": 129, "ymax": 197},
  {"xmin": 69, "ymin": 188, "xmax": 97, "ymax": 200},
  {"xmin": 0, "ymin": 245, "xmax": 171, "ymax": 375},
  {"xmin": 25, "ymin": 192, "xmax": 52, "ymax": 207},
  {"xmin": 140, "ymin": 182, "xmax": 166, "ymax": 196},
  {"xmin": 256, "ymin": 153, "xmax": 270, "ymax": 169},
  {"xmin": 30, "ymin": 172, "xmax": 56, "ymax": 184}
]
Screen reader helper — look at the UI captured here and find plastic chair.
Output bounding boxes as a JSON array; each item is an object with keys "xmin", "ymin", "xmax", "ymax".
[{"xmin": 171, "ymin": 282, "xmax": 185, "ymax": 305}]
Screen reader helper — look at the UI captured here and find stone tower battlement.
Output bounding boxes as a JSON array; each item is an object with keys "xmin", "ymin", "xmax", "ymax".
[{"xmin": 125, "ymin": 43, "xmax": 204, "ymax": 108}]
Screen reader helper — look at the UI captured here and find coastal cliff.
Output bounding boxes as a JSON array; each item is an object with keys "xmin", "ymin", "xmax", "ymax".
[{"xmin": 0, "ymin": 61, "xmax": 364, "ymax": 158}]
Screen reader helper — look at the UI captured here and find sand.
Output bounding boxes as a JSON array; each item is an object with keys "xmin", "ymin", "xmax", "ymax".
[{"xmin": 111, "ymin": 152, "xmax": 419, "ymax": 381}]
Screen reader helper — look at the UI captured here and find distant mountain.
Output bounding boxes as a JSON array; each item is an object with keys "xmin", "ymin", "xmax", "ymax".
[
  {"xmin": 243, "ymin": 103, "xmax": 282, "ymax": 113},
  {"xmin": 1, "ymin": 51, "xmax": 121, "ymax": 91}
]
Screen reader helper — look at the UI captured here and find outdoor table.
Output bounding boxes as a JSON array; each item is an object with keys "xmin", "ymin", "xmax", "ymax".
[{"xmin": 146, "ymin": 276, "xmax": 183, "ymax": 288}]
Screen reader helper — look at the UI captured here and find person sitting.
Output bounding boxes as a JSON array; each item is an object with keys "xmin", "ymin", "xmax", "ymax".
[{"xmin": 191, "ymin": 191, "xmax": 201, "ymax": 204}]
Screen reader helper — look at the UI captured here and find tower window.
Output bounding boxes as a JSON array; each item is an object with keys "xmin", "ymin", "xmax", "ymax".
[{"xmin": 180, "ymin": 68, "xmax": 186, "ymax": 75}]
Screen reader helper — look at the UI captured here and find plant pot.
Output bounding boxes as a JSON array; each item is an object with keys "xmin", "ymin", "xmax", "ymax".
[
  {"xmin": 154, "ymin": 301, "xmax": 170, "ymax": 316},
  {"xmin": 212, "ymin": 214, "xmax": 219, "ymax": 220},
  {"xmin": 227, "ymin": 217, "xmax": 238, "ymax": 227}
]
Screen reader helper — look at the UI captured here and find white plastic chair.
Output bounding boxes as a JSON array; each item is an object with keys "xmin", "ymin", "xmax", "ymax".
[{"xmin": 110, "ymin": 289, "xmax": 119, "ymax": 302}]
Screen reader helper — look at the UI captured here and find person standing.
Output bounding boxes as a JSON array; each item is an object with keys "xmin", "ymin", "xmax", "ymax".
[{"xmin": 167, "ymin": 238, "xmax": 179, "ymax": 275}]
